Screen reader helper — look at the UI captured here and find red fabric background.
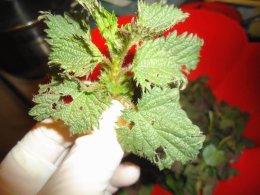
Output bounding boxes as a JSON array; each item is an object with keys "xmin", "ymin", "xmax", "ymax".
[{"xmin": 90, "ymin": 3, "xmax": 260, "ymax": 194}]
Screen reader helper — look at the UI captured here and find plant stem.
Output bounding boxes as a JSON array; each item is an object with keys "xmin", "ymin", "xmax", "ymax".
[
  {"xmin": 102, "ymin": 56, "xmax": 113, "ymax": 69},
  {"xmin": 217, "ymin": 136, "xmax": 232, "ymax": 149},
  {"xmin": 110, "ymin": 37, "xmax": 138, "ymax": 90},
  {"xmin": 208, "ymin": 111, "xmax": 214, "ymax": 133}
]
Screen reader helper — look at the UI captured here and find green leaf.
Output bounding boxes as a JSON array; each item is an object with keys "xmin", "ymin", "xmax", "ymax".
[
  {"xmin": 133, "ymin": 38, "xmax": 181, "ymax": 91},
  {"xmin": 77, "ymin": 0, "xmax": 121, "ymax": 58},
  {"xmin": 137, "ymin": 1, "xmax": 189, "ymax": 37},
  {"xmin": 29, "ymin": 79, "xmax": 110, "ymax": 133},
  {"xmin": 117, "ymin": 87, "xmax": 205, "ymax": 170},
  {"xmin": 202, "ymin": 144, "xmax": 226, "ymax": 167},
  {"xmin": 39, "ymin": 12, "xmax": 87, "ymax": 39},
  {"xmin": 49, "ymin": 37, "xmax": 102, "ymax": 77},
  {"xmin": 41, "ymin": 12, "xmax": 102, "ymax": 76},
  {"xmin": 132, "ymin": 31, "xmax": 203, "ymax": 91},
  {"xmin": 165, "ymin": 31, "xmax": 204, "ymax": 73}
]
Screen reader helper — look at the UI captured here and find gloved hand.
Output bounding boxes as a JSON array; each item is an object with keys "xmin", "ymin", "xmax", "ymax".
[{"xmin": 0, "ymin": 100, "xmax": 140, "ymax": 195}]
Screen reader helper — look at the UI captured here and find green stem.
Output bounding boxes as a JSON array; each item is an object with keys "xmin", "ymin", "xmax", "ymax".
[
  {"xmin": 102, "ymin": 56, "xmax": 113, "ymax": 69},
  {"xmin": 217, "ymin": 136, "xmax": 232, "ymax": 149},
  {"xmin": 208, "ymin": 111, "xmax": 214, "ymax": 133},
  {"xmin": 109, "ymin": 37, "xmax": 138, "ymax": 87}
]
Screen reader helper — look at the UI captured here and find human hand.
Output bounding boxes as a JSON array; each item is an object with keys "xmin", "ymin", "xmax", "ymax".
[{"xmin": 0, "ymin": 101, "xmax": 140, "ymax": 195}]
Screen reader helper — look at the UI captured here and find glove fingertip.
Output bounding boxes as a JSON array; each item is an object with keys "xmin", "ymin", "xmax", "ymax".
[{"xmin": 111, "ymin": 162, "xmax": 140, "ymax": 187}]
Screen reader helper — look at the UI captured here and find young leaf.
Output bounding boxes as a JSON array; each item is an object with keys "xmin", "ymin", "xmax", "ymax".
[
  {"xmin": 136, "ymin": 1, "xmax": 189, "ymax": 37},
  {"xmin": 40, "ymin": 12, "xmax": 87, "ymax": 39},
  {"xmin": 77, "ymin": 0, "xmax": 122, "ymax": 58},
  {"xmin": 202, "ymin": 144, "xmax": 226, "ymax": 167},
  {"xmin": 49, "ymin": 37, "xmax": 102, "ymax": 77},
  {"xmin": 132, "ymin": 31, "xmax": 203, "ymax": 91},
  {"xmin": 41, "ymin": 12, "xmax": 102, "ymax": 77},
  {"xmin": 117, "ymin": 87, "xmax": 205, "ymax": 170},
  {"xmin": 29, "ymin": 79, "xmax": 110, "ymax": 133}
]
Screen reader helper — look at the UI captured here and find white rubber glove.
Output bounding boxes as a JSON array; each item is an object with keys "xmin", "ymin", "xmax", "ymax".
[{"xmin": 0, "ymin": 100, "xmax": 140, "ymax": 195}]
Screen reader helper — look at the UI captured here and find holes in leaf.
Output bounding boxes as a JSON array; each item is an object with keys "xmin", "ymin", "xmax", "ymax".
[
  {"xmin": 63, "ymin": 95, "xmax": 73, "ymax": 104},
  {"xmin": 154, "ymin": 155, "xmax": 160, "ymax": 163},
  {"xmin": 128, "ymin": 121, "xmax": 135, "ymax": 130},
  {"xmin": 117, "ymin": 118, "xmax": 135, "ymax": 130},
  {"xmin": 155, "ymin": 146, "xmax": 167, "ymax": 162},
  {"xmin": 77, "ymin": 75, "xmax": 87, "ymax": 80},
  {"xmin": 42, "ymin": 74, "xmax": 51, "ymax": 84},
  {"xmin": 170, "ymin": 79, "xmax": 186, "ymax": 90},
  {"xmin": 69, "ymin": 72, "xmax": 75, "ymax": 76},
  {"xmin": 52, "ymin": 103, "xmax": 57, "ymax": 110}
]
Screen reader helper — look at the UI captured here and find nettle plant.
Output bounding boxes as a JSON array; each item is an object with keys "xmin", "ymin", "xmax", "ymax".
[{"xmin": 29, "ymin": 0, "xmax": 205, "ymax": 170}]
